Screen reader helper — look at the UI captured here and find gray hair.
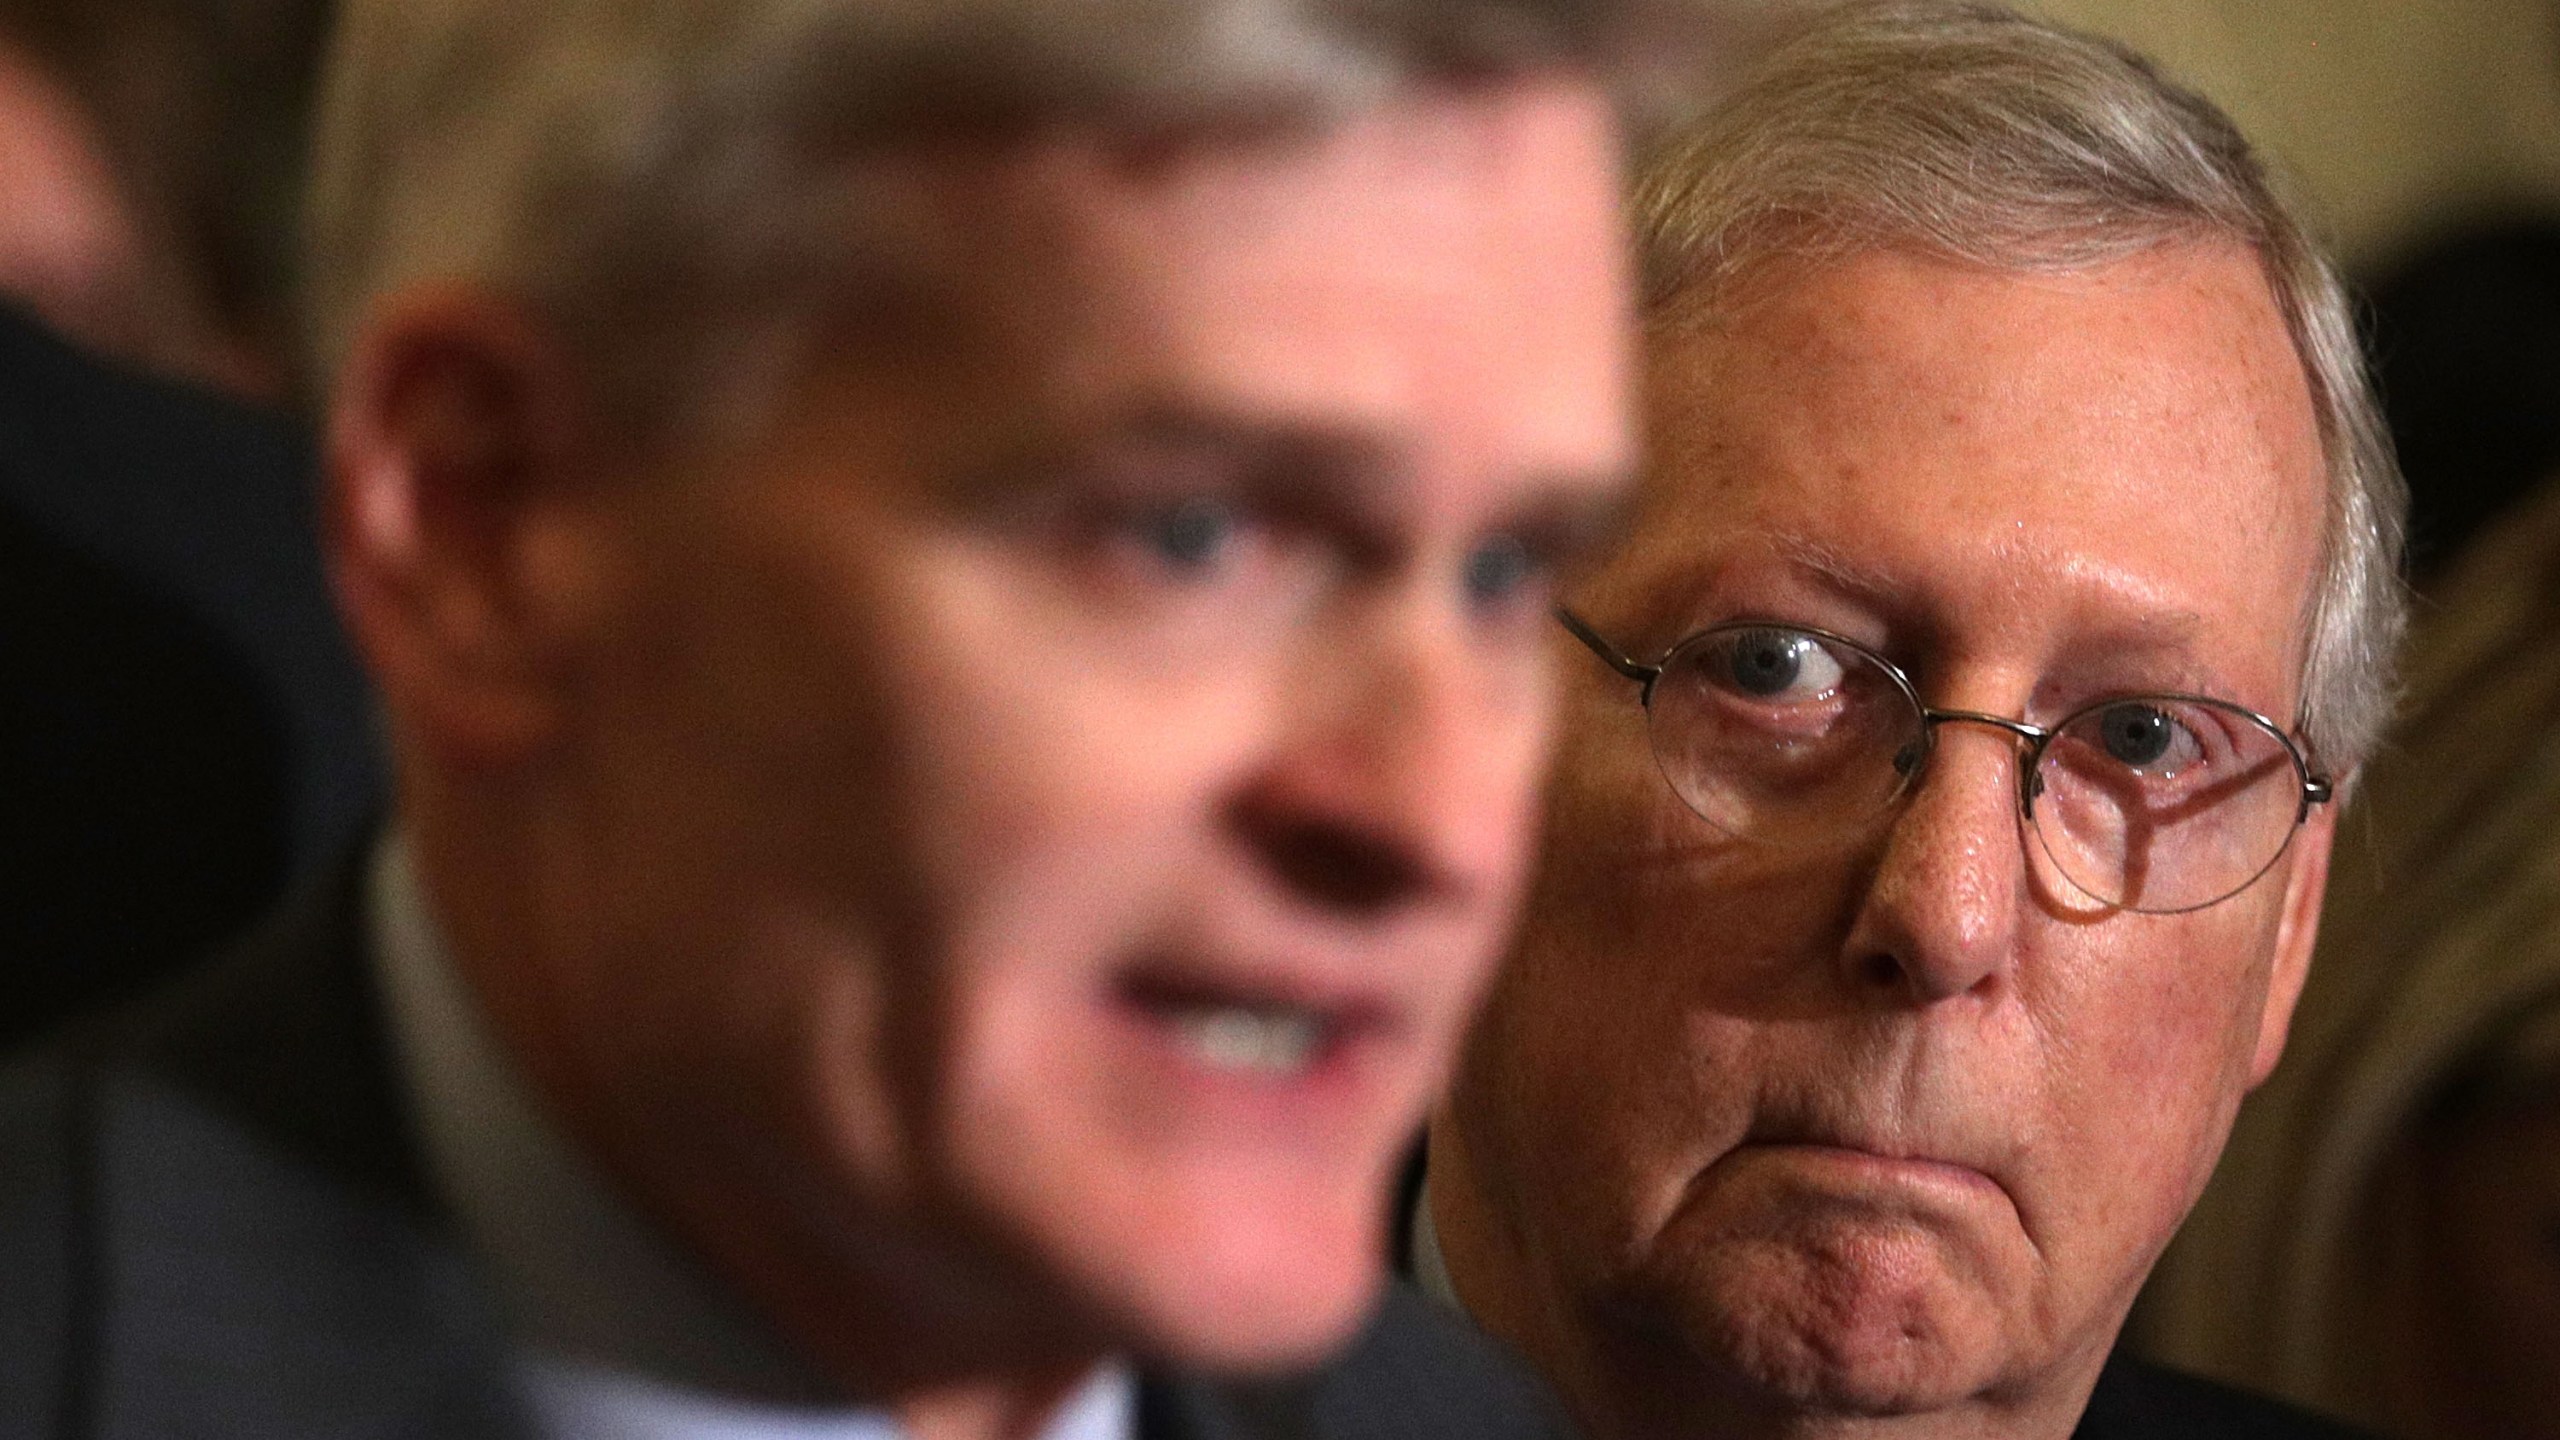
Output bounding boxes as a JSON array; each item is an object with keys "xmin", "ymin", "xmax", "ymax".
[
  {"xmin": 1630, "ymin": 0, "xmax": 2409, "ymax": 772},
  {"xmin": 305, "ymin": 0, "xmax": 1760, "ymax": 436}
]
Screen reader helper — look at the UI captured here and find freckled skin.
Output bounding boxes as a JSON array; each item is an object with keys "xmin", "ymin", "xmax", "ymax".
[{"xmin": 1432, "ymin": 245, "xmax": 2339, "ymax": 1440}]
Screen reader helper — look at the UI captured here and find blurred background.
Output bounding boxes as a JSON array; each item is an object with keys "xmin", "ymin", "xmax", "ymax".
[
  {"xmin": 0, "ymin": 0, "xmax": 336, "ymax": 400},
  {"xmin": 2042, "ymin": 0, "xmax": 2560, "ymax": 270},
  {"xmin": 0, "ymin": 3, "xmax": 2553, "ymax": 1436},
  {"xmin": 2039, "ymin": 0, "xmax": 2560, "ymax": 586}
]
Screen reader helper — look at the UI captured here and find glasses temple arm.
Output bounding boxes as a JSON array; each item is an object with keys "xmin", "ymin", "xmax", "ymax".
[
  {"xmin": 1555, "ymin": 608, "xmax": 1661, "ymax": 687},
  {"xmin": 2288, "ymin": 721, "xmax": 2334, "ymax": 808}
]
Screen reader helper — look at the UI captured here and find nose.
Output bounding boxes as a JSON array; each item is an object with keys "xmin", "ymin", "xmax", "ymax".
[
  {"xmin": 1838, "ymin": 719, "xmax": 2029, "ymax": 1004},
  {"xmin": 1229, "ymin": 602, "xmax": 1535, "ymax": 921}
]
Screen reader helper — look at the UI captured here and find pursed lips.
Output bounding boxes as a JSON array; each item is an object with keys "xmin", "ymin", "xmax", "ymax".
[{"xmin": 1734, "ymin": 1110, "xmax": 2015, "ymax": 1202}]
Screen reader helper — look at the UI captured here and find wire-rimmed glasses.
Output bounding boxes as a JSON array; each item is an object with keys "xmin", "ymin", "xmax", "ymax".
[{"xmin": 1560, "ymin": 611, "xmax": 2333, "ymax": 914}]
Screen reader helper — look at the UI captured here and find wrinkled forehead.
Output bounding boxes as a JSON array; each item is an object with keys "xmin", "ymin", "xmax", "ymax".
[{"xmin": 1593, "ymin": 245, "xmax": 2329, "ymax": 705}]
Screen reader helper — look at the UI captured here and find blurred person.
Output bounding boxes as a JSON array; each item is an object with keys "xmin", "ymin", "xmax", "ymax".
[
  {"xmin": 0, "ymin": 37, "xmax": 148, "ymax": 364},
  {"xmin": 2138, "ymin": 471, "xmax": 2560, "ymax": 1440},
  {"xmin": 1415, "ymin": 5, "xmax": 2408, "ymax": 1438},
  {"xmin": 0, "ymin": 0, "xmax": 337, "ymax": 398},
  {"xmin": 0, "ymin": 2, "xmax": 1753, "ymax": 1438}
]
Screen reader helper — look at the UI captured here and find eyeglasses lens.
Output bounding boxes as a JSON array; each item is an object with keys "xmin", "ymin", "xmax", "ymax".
[
  {"xmin": 1644, "ymin": 626, "xmax": 2305, "ymax": 912},
  {"xmin": 1646, "ymin": 627, "xmax": 1924, "ymax": 849},
  {"xmin": 2029, "ymin": 700, "xmax": 2304, "ymax": 912}
]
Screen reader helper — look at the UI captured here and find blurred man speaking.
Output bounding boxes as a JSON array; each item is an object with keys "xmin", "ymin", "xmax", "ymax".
[
  {"xmin": 1421, "ymin": 6, "xmax": 2406, "ymax": 1440},
  {"xmin": 0, "ymin": 3, "xmax": 1739, "ymax": 1438}
]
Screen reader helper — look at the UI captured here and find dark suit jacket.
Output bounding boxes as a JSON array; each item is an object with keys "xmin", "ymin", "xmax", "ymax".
[
  {"xmin": 0, "ymin": 303, "xmax": 383, "ymax": 1046},
  {"xmin": 0, "ymin": 305, "xmax": 378, "ymax": 864},
  {"xmin": 2076, "ymin": 1354, "xmax": 2383, "ymax": 1440},
  {"xmin": 1389, "ymin": 1154, "xmax": 2380, "ymax": 1440},
  {"xmin": 0, "ymin": 866, "xmax": 1576, "ymax": 1440},
  {"xmin": 0, "ymin": 497, "xmax": 291, "ymax": 1037}
]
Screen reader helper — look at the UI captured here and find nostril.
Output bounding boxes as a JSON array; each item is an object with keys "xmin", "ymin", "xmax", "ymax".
[
  {"xmin": 1860, "ymin": 951, "xmax": 1903, "ymax": 990},
  {"xmin": 1252, "ymin": 818, "xmax": 1430, "ymax": 916}
]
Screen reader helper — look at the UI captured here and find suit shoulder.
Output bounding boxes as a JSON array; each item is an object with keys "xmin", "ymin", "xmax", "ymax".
[
  {"xmin": 1305, "ymin": 1283, "xmax": 1577, "ymax": 1440},
  {"xmin": 0, "ymin": 1044, "xmax": 84, "ymax": 1438},
  {"xmin": 2078, "ymin": 1357, "xmax": 2382, "ymax": 1440}
]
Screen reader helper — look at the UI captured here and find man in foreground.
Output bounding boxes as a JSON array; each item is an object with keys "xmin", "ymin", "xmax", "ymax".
[
  {"xmin": 1422, "ymin": 5, "xmax": 2405, "ymax": 1438},
  {"xmin": 0, "ymin": 2, "xmax": 1738, "ymax": 1435}
]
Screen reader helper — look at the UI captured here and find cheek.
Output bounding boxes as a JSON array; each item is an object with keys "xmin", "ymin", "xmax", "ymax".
[
  {"xmin": 893, "ymin": 632, "xmax": 1277, "ymax": 949},
  {"xmin": 2018, "ymin": 905, "xmax": 2285, "ymax": 1267},
  {"xmin": 555, "ymin": 507, "xmax": 1275, "ymax": 1158},
  {"xmin": 1490, "ymin": 702, "xmax": 1864, "ymax": 1071},
  {"xmin": 2050, "ymin": 908, "xmax": 2276, "ymax": 1122},
  {"xmin": 1465, "ymin": 837, "xmax": 1782, "ymax": 1261}
]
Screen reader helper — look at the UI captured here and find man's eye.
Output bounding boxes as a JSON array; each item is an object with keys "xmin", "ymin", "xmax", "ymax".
[
  {"xmin": 1463, "ymin": 534, "xmax": 1541, "ymax": 608},
  {"xmin": 2099, "ymin": 704, "xmax": 2173, "ymax": 767},
  {"xmin": 2093, "ymin": 702, "xmax": 2202, "ymax": 773},
  {"xmin": 1716, "ymin": 628, "xmax": 1847, "ymax": 701},
  {"xmin": 1130, "ymin": 497, "xmax": 1239, "ymax": 575}
]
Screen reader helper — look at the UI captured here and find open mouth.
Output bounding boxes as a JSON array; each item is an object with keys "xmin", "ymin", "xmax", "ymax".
[
  {"xmin": 1163, "ymin": 1003, "xmax": 1330, "ymax": 1076},
  {"xmin": 1115, "ymin": 970, "xmax": 1392, "ymax": 1083}
]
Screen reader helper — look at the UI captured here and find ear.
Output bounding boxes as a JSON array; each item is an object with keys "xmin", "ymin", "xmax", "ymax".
[
  {"xmin": 323, "ymin": 289, "xmax": 598, "ymax": 769},
  {"xmin": 2247, "ymin": 796, "xmax": 2337, "ymax": 1087}
]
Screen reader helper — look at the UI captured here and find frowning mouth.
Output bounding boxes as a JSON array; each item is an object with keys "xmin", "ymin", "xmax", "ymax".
[
  {"xmin": 1733, "ymin": 1114, "xmax": 2009, "ymax": 1204},
  {"xmin": 1739, "ymin": 1141, "xmax": 2001, "ymax": 1195}
]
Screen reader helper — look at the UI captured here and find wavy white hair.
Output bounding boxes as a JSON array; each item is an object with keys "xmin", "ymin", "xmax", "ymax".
[{"xmin": 1631, "ymin": 0, "xmax": 2409, "ymax": 772}]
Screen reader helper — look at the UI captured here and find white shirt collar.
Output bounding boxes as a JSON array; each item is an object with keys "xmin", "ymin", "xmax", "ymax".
[
  {"xmin": 517, "ymin": 1361, "xmax": 1134, "ymax": 1440},
  {"xmin": 1405, "ymin": 1171, "xmax": 1465, "ymax": 1314},
  {"xmin": 367, "ymin": 833, "xmax": 1136, "ymax": 1440}
]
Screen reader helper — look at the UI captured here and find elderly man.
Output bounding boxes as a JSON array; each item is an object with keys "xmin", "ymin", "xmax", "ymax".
[
  {"xmin": 0, "ymin": 2, "xmax": 1744, "ymax": 1437},
  {"xmin": 1421, "ymin": 5, "xmax": 2405, "ymax": 1440}
]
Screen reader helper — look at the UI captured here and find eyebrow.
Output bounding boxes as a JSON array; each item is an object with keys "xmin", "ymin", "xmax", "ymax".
[
  {"xmin": 1767, "ymin": 531, "xmax": 1903, "ymax": 607},
  {"xmin": 1708, "ymin": 527, "xmax": 2236, "ymax": 703},
  {"xmin": 1767, "ymin": 529, "xmax": 2211, "ymax": 642},
  {"xmin": 991, "ymin": 398, "xmax": 1636, "ymax": 561},
  {"xmin": 1112, "ymin": 404, "xmax": 1418, "ymax": 539}
]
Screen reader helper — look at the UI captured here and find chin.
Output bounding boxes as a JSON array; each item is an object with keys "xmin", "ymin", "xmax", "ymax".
[
  {"xmin": 1648, "ymin": 1233, "xmax": 2014, "ymax": 1420},
  {"xmin": 1119, "ymin": 1231, "xmax": 1386, "ymax": 1375},
  {"xmin": 1709, "ymin": 1308, "xmax": 1994, "ymax": 1418},
  {"xmin": 1112, "ymin": 1161, "xmax": 1394, "ymax": 1374},
  {"xmin": 978, "ymin": 1132, "xmax": 1398, "ymax": 1377}
]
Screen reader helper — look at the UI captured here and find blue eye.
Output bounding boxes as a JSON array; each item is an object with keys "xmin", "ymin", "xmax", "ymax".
[
  {"xmin": 2099, "ymin": 703, "xmax": 2177, "ymax": 767},
  {"xmin": 1464, "ymin": 535, "xmax": 1537, "ymax": 606},
  {"xmin": 1718, "ymin": 627, "xmax": 1845, "ymax": 700},
  {"xmin": 1136, "ymin": 497, "xmax": 1237, "ymax": 573}
]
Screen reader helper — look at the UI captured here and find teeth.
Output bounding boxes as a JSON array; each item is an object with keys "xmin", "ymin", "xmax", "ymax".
[{"xmin": 1167, "ymin": 1005, "xmax": 1327, "ymax": 1076}]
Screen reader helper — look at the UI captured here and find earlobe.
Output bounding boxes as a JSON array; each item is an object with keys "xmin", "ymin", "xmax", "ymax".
[
  {"xmin": 2247, "ymin": 800, "xmax": 2337, "ymax": 1087},
  {"xmin": 324, "ymin": 289, "xmax": 592, "ymax": 767}
]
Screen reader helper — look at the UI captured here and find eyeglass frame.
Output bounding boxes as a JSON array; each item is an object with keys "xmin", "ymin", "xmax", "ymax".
[{"xmin": 1555, "ymin": 607, "xmax": 2335, "ymax": 913}]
